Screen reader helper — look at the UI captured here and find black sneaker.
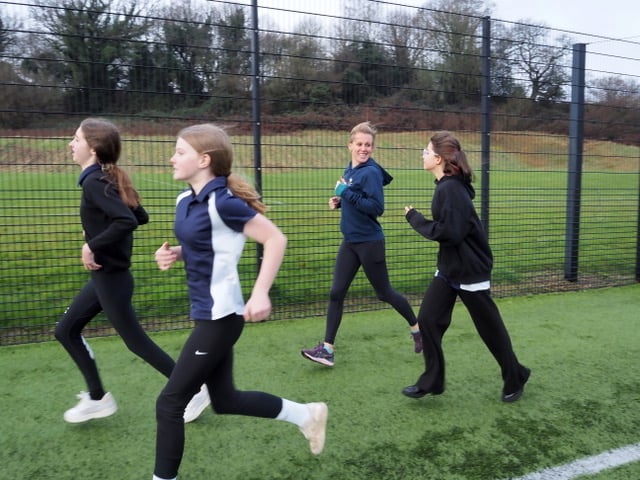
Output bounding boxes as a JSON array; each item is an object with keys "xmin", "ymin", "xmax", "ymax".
[
  {"xmin": 301, "ymin": 343, "xmax": 334, "ymax": 367},
  {"xmin": 502, "ymin": 368, "xmax": 531, "ymax": 403}
]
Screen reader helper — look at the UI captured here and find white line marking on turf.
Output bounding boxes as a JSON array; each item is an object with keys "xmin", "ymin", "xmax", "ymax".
[{"xmin": 509, "ymin": 442, "xmax": 640, "ymax": 480}]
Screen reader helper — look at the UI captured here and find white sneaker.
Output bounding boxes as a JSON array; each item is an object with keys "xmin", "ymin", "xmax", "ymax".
[
  {"xmin": 299, "ymin": 402, "xmax": 328, "ymax": 455},
  {"xmin": 63, "ymin": 391, "xmax": 117, "ymax": 423},
  {"xmin": 184, "ymin": 385, "xmax": 210, "ymax": 423}
]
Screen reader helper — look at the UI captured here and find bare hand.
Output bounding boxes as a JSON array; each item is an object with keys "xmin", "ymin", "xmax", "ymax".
[
  {"xmin": 329, "ymin": 196, "xmax": 340, "ymax": 209},
  {"xmin": 404, "ymin": 205, "xmax": 414, "ymax": 214},
  {"xmin": 243, "ymin": 292, "xmax": 272, "ymax": 323},
  {"xmin": 155, "ymin": 241, "xmax": 178, "ymax": 271},
  {"xmin": 81, "ymin": 243, "xmax": 102, "ymax": 271}
]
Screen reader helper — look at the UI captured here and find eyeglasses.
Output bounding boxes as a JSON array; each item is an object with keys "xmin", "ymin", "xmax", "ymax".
[{"xmin": 422, "ymin": 148, "xmax": 438, "ymax": 157}]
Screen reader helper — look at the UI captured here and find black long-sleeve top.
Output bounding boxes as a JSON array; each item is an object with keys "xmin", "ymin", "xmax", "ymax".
[
  {"xmin": 78, "ymin": 164, "xmax": 148, "ymax": 272},
  {"xmin": 405, "ymin": 175, "xmax": 493, "ymax": 284}
]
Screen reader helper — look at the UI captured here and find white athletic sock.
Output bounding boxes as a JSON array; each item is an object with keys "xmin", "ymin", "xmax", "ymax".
[
  {"xmin": 153, "ymin": 475, "xmax": 176, "ymax": 480},
  {"xmin": 276, "ymin": 398, "xmax": 311, "ymax": 427}
]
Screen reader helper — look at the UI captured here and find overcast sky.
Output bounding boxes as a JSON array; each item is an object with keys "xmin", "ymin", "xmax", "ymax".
[
  {"xmin": 490, "ymin": 0, "xmax": 639, "ymax": 75},
  {"xmin": 255, "ymin": 0, "xmax": 639, "ymax": 76}
]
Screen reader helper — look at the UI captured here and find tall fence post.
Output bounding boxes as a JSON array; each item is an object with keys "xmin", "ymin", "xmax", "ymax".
[
  {"xmin": 250, "ymin": 0, "xmax": 263, "ymax": 269},
  {"xmin": 480, "ymin": 16, "xmax": 491, "ymax": 235},
  {"xmin": 564, "ymin": 43, "xmax": 586, "ymax": 282},
  {"xmin": 636, "ymin": 149, "xmax": 640, "ymax": 281}
]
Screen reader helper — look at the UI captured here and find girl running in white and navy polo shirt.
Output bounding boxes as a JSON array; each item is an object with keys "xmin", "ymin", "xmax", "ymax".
[{"xmin": 152, "ymin": 124, "xmax": 328, "ymax": 480}]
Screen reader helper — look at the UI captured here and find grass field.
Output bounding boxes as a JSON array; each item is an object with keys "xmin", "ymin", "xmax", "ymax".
[
  {"xmin": 1, "ymin": 284, "xmax": 639, "ymax": 479},
  {"xmin": 1, "ymin": 131, "xmax": 638, "ymax": 340}
]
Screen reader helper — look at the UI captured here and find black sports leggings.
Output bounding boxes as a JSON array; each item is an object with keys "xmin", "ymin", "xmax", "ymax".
[
  {"xmin": 324, "ymin": 239, "xmax": 417, "ymax": 344},
  {"xmin": 154, "ymin": 315, "xmax": 282, "ymax": 479},
  {"xmin": 55, "ymin": 269, "xmax": 175, "ymax": 396}
]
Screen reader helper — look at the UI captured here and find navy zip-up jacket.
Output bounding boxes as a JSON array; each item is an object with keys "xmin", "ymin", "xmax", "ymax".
[
  {"xmin": 405, "ymin": 175, "xmax": 493, "ymax": 284},
  {"xmin": 78, "ymin": 163, "xmax": 148, "ymax": 272},
  {"xmin": 337, "ymin": 157, "xmax": 393, "ymax": 243}
]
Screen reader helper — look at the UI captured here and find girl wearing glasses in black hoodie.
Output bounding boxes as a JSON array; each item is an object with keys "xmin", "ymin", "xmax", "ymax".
[{"xmin": 402, "ymin": 131, "xmax": 530, "ymax": 403}]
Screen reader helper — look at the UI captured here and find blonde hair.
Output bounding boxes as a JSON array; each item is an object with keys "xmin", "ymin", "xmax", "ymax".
[
  {"xmin": 80, "ymin": 117, "xmax": 141, "ymax": 208},
  {"xmin": 177, "ymin": 124, "xmax": 267, "ymax": 214},
  {"xmin": 349, "ymin": 121, "xmax": 377, "ymax": 145}
]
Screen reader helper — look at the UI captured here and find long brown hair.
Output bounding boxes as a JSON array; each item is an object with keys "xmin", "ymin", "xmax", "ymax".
[
  {"xmin": 430, "ymin": 131, "xmax": 474, "ymax": 184},
  {"xmin": 177, "ymin": 123, "xmax": 267, "ymax": 214},
  {"xmin": 80, "ymin": 117, "xmax": 141, "ymax": 208}
]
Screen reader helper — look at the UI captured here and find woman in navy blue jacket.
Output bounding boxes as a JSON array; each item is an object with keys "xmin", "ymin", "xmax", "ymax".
[
  {"xmin": 56, "ymin": 118, "xmax": 208, "ymax": 424},
  {"xmin": 402, "ymin": 131, "xmax": 530, "ymax": 402},
  {"xmin": 301, "ymin": 122, "xmax": 421, "ymax": 367}
]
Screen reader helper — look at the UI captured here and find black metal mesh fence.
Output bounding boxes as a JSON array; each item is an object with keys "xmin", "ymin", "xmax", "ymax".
[{"xmin": 1, "ymin": 0, "xmax": 638, "ymax": 345}]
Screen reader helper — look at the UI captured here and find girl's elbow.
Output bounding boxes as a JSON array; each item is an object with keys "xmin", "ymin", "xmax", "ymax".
[
  {"xmin": 278, "ymin": 231, "xmax": 288, "ymax": 249},
  {"xmin": 266, "ymin": 229, "xmax": 287, "ymax": 250}
]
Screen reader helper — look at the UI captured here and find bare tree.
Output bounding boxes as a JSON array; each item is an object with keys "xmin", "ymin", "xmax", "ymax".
[
  {"xmin": 335, "ymin": 0, "xmax": 381, "ymax": 43},
  {"xmin": 588, "ymin": 75, "xmax": 640, "ymax": 107},
  {"xmin": 380, "ymin": 8, "xmax": 428, "ymax": 85},
  {"xmin": 415, "ymin": 0, "xmax": 490, "ymax": 104},
  {"xmin": 0, "ymin": 8, "xmax": 24, "ymax": 62},
  {"xmin": 416, "ymin": 0, "xmax": 489, "ymax": 54},
  {"xmin": 507, "ymin": 21, "xmax": 571, "ymax": 103},
  {"xmin": 585, "ymin": 75, "xmax": 640, "ymax": 142},
  {"xmin": 490, "ymin": 20, "xmax": 520, "ymax": 98},
  {"xmin": 261, "ymin": 18, "xmax": 332, "ymax": 112},
  {"xmin": 0, "ymin": 16, "xmax": 15, "ymax": 54}
]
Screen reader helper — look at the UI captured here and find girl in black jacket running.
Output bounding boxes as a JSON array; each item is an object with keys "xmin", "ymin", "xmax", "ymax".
[
  {"xmin": 402, "ymin": 131, "xmax": 530, "ymax": 403},
  {"xmin": 55, "ymin": 118, "xmax": 209, "ymax": 423}
]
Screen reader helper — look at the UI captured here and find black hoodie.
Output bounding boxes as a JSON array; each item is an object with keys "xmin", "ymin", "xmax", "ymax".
[
  {"xmin": 78, "ymin": 164, "xmax": 148, "ymax": 272},
  {"xmin": 405, "ymin": 175, "xmax": 493, "ymax": 284}
]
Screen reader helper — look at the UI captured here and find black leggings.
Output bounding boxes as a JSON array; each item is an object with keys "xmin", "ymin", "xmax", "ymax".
[
  {"xmin": 415, "ymin": 276, "xmax": 529, "ymax": 394},
  {"xmin": 324, "ymin": 239, "xmax": 417, "ymax": 344},
  {"xmin": 154, "ymin": 315, "xmax": 282, "ymax": 479},
  {"xmin": 55, "ymin": 269, "xmax": 175, "ymax": 397}
]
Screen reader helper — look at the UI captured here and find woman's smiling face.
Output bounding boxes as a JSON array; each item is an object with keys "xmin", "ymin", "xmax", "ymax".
[{"xmin": 348, "ymin": 132, "xmax": 374, "ymax": 166}]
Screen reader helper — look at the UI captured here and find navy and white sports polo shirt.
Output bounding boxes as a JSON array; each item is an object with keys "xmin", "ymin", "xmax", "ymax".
[{"xmin": 174, "ymin": 176, "xmax": 257, "ymax": 321}]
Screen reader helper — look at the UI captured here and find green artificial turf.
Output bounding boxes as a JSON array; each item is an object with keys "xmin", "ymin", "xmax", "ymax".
[{"xmin": 1, "ymin": 285, "xmax": 639, "ymax": 479}]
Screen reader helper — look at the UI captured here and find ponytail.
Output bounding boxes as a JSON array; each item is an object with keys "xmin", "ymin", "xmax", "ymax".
[
  {"xmin": 101, "ymin": 163, "xmax": 141, "ymax": 208},
  {"xmin": 430, "ymin": 131, "xmax": 474, "ymax": 184},
  {"xmin": 80, "ymin": 117, "xmax": 141, "ymax": 208},
  {"xmin": 227, "ymin": 173, "xmax": 267, "ymax": 214}
]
